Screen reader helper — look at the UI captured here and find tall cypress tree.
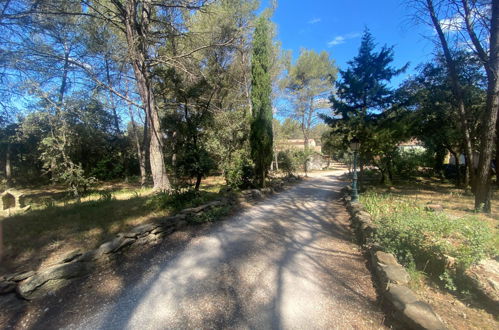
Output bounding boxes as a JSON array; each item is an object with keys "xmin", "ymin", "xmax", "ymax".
[{"xmin": 250, "ymin": 15, "xmax": 273, "ymax": 187}]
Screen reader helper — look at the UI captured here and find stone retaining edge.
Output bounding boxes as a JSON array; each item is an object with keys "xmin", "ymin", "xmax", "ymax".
[
  {"xmin": 340, "ymin": 185, "xmax": 447, "ymax": 330},
  {"xmin": 0, "ymin": 175, "xmax": 302, "ymax": 300}
]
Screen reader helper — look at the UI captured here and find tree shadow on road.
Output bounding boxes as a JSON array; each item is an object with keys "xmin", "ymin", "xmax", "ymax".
[{"xmin": 5, "ymin": 175, "xmax": 390, "ymax": 329}]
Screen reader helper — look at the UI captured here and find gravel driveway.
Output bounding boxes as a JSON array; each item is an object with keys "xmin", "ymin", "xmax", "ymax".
[{"xmin": 57, "ymin": 171, "xmax": 386, "ymax": 329}]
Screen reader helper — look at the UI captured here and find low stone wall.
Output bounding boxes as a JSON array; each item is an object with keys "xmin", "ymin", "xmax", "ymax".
[
  {"xmin": 341, "ymin": 186, "xmax": 447, "ymax": 330},
  {"xmin": 463, "ymin": 258, "xmax": 499, "ymax": 312},
  {"xmin": 0, "ymin": 176, "xmax": 301, "ymax": 301}
]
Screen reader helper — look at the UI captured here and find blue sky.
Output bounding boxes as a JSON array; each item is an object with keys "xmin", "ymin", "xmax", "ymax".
[{"xmin": 267, "ymin": 0, "xmax": 437, "ymax": 87}]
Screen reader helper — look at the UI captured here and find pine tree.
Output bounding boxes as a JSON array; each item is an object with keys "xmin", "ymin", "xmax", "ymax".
[
  {"xmin": 326, "ymin": 29, "xmax": 407, "ymax": 184},
  {"xmin": 250, "ymin": 15, "xmax": 273, "ymax": 187}
]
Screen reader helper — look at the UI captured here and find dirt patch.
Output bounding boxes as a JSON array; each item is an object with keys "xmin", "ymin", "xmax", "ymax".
[{"xmin": 415, "ymin": 278, "xmax": 498, "ymax": 330}]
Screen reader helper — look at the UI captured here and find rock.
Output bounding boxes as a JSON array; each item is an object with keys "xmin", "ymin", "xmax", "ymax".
[
  {"xmin": 97, "ymin": 237, "xmax": 125, "ymax": 255},
  {"xmin": 135, "ymin": 236, "xmax": 150, "ymax": 246},
  {"xmin": 425, "ymin": 204, "xmax": 443, "ymax": 212},
  {"xmin": 75, "ymin": 250, "xmax": 99, "ymax": 262},
  {"xmin": 372, "ymin": 251, "xmax": 410, "ymax": 286},
  {"xmin": 465, "ymin": 258, "xmax": 499, "ymax": 309},
  {"xmin": 403, "ymin": 301, "xmax": 447, "ymax": 330},
  {"xmin": 385, "ymin": 284, "xmax": 446, "ymax": 330},
  {"xmin": 151, "ymin": 226, "xmax": 174, "ymax": 235},
  {"xmin": 97, "ymin": 237, "xmax": 134, "ymax": 255},
  {"xmin": 375, "ymin": 251, "xmax": 399, "ymax": 266},
  {"xmin": 0, "ymin": 189, "xmax": 26, "ymax": 210},
  {"xmin": 123, "ymin": 231, "xmax": 140, "ymax": 238},
  {"xmin": 250, "ymin": 189, "xmax": 263, "ymax": 200},
  {"xmin": 383, "ymin": 265, "xmax": 410, "ymax": 285},
  {"xmin": 61, "ymin": 249, "xmax": 83, "ymax": 263},
  {"xmin": 0, "ymin": 280, "xmax": 16, "ymax": 294},
  {"xmin": 385, "ymin": 284, "xmax": 419, "ymax": 310},
  {"xmin": 179, "ymin": 200, "xmax": 224, "ymax": 215},
  {"xmin": 129, "ymin": 223, "xmax": 157, "ymax": 235},
  {"xmin": 360, "ymin": 223, "xmax": 377, "ymax": 243},
  {"xmin": 5, "ymin": 271, "xmax": 35, "ymax": 282},
  {"xmin": 136, "ymin": 233, "xmax": 161, "ymax": 245},
  {"xmin": 122, "ymin": 223, "xmax": 158, "ymax": 238},
  {"xmin": 181, "ymin": 204, "xmax": 207, "ymax": 214},
  {"xmin": 17, "ymin": 262, "xmax": 91, "ymax": 299},
  {"xmin": 349, "ymin": 203, "xmax": 365, "ymax": 214},
  {"xmin": 354, "ymin": 209, "xmax": 370, "ymax": 219},
  {"xmin": 261, "ymin": 187, "xmax": 272, "ymax": 195}
]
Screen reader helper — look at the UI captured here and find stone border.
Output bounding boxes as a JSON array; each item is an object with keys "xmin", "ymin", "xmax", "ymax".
[
  {"xmin": 0, "ymin": 175, "xmax": 301, "ymax": 300},
  {"xmin": 340, "ymin": 186, "xmax": 447, "ymax": 330}
]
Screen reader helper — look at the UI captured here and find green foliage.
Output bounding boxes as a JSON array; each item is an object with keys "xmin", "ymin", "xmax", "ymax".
[
  {"xmin": 224, "ymin": 149, "xmax": 254, "ymax": 189},
  {"xmin": 250, "ymin": 15, "xmax": 274, "ymax": 187},
  {"xmin": 277, "ymin": 150, "xmax": 295, "ymax": 175},
  {"xmin": 392, "ymin": 148, "xmax": 433, "ymax": 177},
  {"xmin": 280, "ymin": 49, "xmax": 336, "ymax": 152},
  {"xmin": 400, "ymin": 52, "xmax": 486, "ymax": 184},
  {"xmin": 324, "ymin": 29, "xmax": 409, "ymax": 182},
  {"xmin": 98, "ymin": 190, "xmax": 114, "ymax": 202},
  {"xmin": 189, "ymin": 205, "xmax": 231, "ymax": 224},
  {"xmin": 146, "ymin": 189, "xmax": 219, "ymax": 213},
  {"xmin": 362, "ymin": 192, "xmax": 497, "ymax": 288}
]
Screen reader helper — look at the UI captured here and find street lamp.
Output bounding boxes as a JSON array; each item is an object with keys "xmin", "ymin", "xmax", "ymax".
[{"xmin": 350, "ymin": 137, "xmax": 360, "ymax": 203}]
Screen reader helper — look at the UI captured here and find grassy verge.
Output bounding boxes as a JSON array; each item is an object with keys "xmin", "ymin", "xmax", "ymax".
[
  {"xmin": 359, "ymin": 178, "xmax": 498, "ymax": 293},
  {"xmin": 0, "ymin": 179, "xmax": 227, "ymax": 275}
]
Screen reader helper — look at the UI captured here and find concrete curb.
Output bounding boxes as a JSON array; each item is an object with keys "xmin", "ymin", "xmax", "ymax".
[{"xmin": 340, "ymin": 185, "xmax": 447, "ymax": 330}]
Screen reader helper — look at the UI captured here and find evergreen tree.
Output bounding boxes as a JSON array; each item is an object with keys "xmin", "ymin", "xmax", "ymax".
[
  {"xmin": 325, "ymin": 29, "xmax": 407, "ymax": 184},
  {"xmin": 250, "ymin": 15, "xmax": 273, "ymax": 187}
]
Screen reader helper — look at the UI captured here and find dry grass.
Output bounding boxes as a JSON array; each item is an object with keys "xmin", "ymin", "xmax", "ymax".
[
  {"xmin": 416, "ymin": 277, "xmax": 498, "ymax": 330},
  {"xmin": 364, "ymin": 177, "xmax": 498, "ymax": 229},
  {"xmin": 361, "ymin": 175, "xmax": 498, "ymax": 328},
  {"xmin": 0, "ymin": 180, "xmax": 225, "ymax": 275}
]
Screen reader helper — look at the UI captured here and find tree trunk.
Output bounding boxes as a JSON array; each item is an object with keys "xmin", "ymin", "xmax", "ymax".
[
  {"xmin": 496, "ymin": 116, "xmax": 499, "ymax": 186},
  {"xmin": 105, "ymin": 56, "xmax": 121, "ymax": 134},
  {"xmin": 449, "ymin": 149, "xmax": 461, "ymax": 187},
  {"xmin": 475, "ymin": 1, "xmax": 499, "ymax": 212},
  {"xmin": 195, "ymin": 173, "xmax": 202, "ymax": 191},
  {"xmin": 58, "ymin": 45, "xmax": 70, "ymax": 105},
  {"xmin": 127, "ymin": 101, "xmax": 147, "ymax": 187},
  {"xmin": 5, "ymin": 143, "xmax": 12, "ymax": 186},
  {"xmin": 0, "ymin": 222, "xmax": 3, "ymax": 263},
  {"xmin": 122, "ymin": 0, "xmax": 170, "ymax": 192},
  {"xmin": 274, "ymin": 149, "xmax": 279, "ymax": 171},
  {"xmin": 426, "ymin": 0, "xmax": 475, "ymax": 191}
]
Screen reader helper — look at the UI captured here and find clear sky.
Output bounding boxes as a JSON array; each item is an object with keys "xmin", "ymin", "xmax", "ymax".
[{"xmin": 266, "ymin": 0, "xmax": 437, "ymax": 87}]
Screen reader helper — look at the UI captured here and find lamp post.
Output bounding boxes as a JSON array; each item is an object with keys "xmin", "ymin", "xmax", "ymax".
[{"xmin": 350, "ymin": 137, "xmax": 360, "ymax": 203}]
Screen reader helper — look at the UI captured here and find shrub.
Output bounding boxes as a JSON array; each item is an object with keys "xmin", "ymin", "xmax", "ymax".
[
  {"xmin": 189, "ymin": 205, "xmax": 231, "ymax": 224},
  {"xmin": 146, "ymin": 189, "xmax": 218, "ymax": 213},
  {"xmin": 277, "ymin": 150, "xmax": 295, "ymax": 176},
  {"xmin": 393, "ymin": 148, "xmax": 432, "ymax": 177},
  {"xmin": 223, "ymin": 149, "xmax": 254, "ymax": 189},
  {"xmin": 361, "ymin": 192, "xmax": 497, "ymax": 289}
]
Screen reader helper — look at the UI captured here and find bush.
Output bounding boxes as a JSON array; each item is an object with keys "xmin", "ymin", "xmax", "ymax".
[
  {"xmin": 393, "ymin": 148, "xmax": 433, "ymax": 177},
  {"xmin": 223, "ymin": 149, "xmax": 254, "ymax": 189},
  {"xmin": 277, "ymin": 150, "xmax": 295, "ymax": 176},
  {"xmin": 361, "ymin": 192, "xmax": 497, "ymax": 289},
  {"xmin": 189, "ymin": 205, "xmax": 231, "ymax": 224},
  {"xmin": 146, "ymin": 189, "xmax": 218, "ymax": 213}
]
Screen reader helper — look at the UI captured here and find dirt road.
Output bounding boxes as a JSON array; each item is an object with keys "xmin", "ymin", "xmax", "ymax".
[{"xmin": 4, "ymin": 171, "xmax": 387, "ymax": 329}]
